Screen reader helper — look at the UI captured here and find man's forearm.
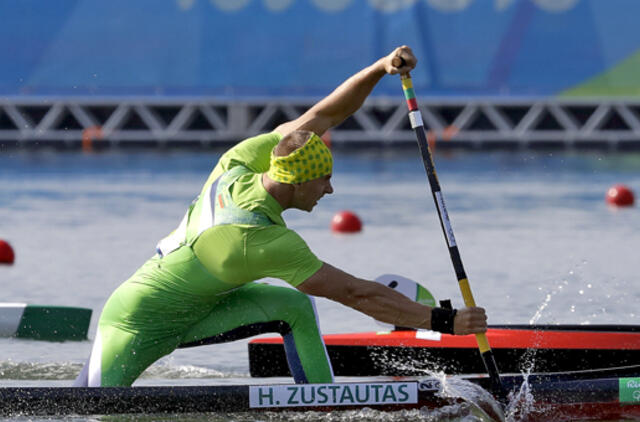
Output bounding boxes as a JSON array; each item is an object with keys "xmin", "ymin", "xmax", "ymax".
[
  {"xmin": 275, "ymin": 46, "xmax": 416, "ymax": 137},
  {"xmin": 308, "ymin": 59, "xmax": 387, "ymax": 128},
  {"xmin": 345, "ymin": 280, "xmax": 432, "ymax": 329}
]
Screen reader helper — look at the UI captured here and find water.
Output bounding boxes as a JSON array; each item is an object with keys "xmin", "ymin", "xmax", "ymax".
[{"xmin": 1, "ymin": 147, "xmax": 639, "ymax": 420}]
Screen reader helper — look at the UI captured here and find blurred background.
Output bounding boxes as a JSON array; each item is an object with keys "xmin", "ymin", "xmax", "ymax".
[{"xmin": 2, "ymin": 0, "xmax": 640, "ymax": 149}]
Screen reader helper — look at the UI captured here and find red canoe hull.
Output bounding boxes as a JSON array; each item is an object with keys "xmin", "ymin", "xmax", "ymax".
[{"xmin": 249, "ymin": 325, "xmax": 640, "ymax": 377}]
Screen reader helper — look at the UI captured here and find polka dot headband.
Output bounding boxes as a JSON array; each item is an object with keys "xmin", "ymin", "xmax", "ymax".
[{"xmin": 267, "ymin": 133, "xmax": 333, "ymax": 184}]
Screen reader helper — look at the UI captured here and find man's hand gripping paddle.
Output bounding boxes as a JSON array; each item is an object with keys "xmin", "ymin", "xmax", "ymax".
[
  {"xmin": 372, "ymin": 274, "xmax": 505, "ymax": 421},
  {"xmin": 392, "ymin": 57, "xmax": 507, "ymax": 403}
]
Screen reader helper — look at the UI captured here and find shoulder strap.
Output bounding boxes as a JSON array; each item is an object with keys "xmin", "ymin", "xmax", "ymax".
[
  {"xmin": 155, "ymin": 166, "xmax": 271, "ymax": 257},
  {"xmin": 213, "ymin": 166, "xmax": 272, "ymax": 227}
]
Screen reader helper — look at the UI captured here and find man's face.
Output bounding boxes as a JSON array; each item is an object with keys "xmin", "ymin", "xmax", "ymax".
[{"xmin": 292, "ymin": 174, "xmax": 333, "ymax": 212}]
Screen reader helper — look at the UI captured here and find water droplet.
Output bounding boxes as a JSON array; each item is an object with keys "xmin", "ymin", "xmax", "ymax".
[{"xmin": 578, "ymin": 290, "xmax": 584, "ymax": 295}]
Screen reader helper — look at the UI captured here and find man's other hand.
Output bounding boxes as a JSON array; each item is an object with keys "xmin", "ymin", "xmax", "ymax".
[{"xmin": 384, "ymin": 45, "xmax": 417, "ymax": 75}]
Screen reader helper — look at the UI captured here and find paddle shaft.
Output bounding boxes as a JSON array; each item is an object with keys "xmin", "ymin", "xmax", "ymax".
[{"xmin": 397, "ymin": 71, "xmax": 504, "ymax": 394}]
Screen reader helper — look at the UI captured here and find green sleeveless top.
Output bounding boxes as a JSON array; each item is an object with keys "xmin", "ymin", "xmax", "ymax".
[{"xmin": 154, "ymin": 132, "xmax": 323, "ymax": 290}]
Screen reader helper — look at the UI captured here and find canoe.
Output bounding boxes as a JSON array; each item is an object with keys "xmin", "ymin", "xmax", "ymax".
[
  {"xmin": 0, "ymin": 303, "xmax": 91, "ymax": 341},
  {"xmin": 249, "ymin": 324, "xmax": 640, "ymax": 377},
  {"xmin": 1, "ymin": 365, "xmax": 639, "ymax": 420}
]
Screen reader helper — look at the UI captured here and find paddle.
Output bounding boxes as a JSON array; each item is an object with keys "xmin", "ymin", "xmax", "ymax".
[{"xmin": 393, "ymin": 62, "xmax": 506, "ymax": 399}]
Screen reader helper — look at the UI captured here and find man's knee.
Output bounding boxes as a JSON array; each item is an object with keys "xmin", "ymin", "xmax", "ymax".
[
  {"xmin": 280, "ymin": 287, "xmax": 315, "ymax": 315},
  {"xmin": 256, "ymin": 285, "xmax": 317, "ymax": 323}
]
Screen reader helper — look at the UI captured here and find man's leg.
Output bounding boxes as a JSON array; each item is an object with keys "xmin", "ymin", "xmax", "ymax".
[
  {"xmin": 179, "ymin": 283, "xmax": 334, "ymax": 383},
  {"xmin": 73, "ymin": 277, "xmax": 184, "ymax": 387},
  {"xmin": 73, "ymin": 323, "xmax": 180, "ymax": 387}
]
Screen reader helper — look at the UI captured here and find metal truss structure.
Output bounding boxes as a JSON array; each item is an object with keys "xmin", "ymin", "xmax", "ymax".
[{"xmin": 1, "ymin": 97, "xmax": 640, "ymax": 150}]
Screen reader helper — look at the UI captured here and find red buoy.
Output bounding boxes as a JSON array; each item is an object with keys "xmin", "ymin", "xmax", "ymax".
[
  {"xmin": 0, "ymin": 239, "xmax": 15, "ymax": 265},
  {"xmin": 331, "ymin": 211, "xmax": 362, "ymax": 233},
  {"xmin": 606, "ymin": 184, "xmax": 635, "ymax": 207}
]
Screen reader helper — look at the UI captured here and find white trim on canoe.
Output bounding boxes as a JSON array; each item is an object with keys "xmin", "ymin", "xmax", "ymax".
[{"xmin": 0, "ymin": 303, "xmax": 26, "ymax": 336}]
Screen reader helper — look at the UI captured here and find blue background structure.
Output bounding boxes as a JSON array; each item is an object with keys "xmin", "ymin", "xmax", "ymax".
[{"xmin": 2, "ymin": 0, "xmax": 640, "ymax": 97}]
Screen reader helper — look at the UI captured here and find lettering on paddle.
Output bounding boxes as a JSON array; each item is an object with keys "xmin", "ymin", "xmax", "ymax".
[
  {"xmin": 634, "ymin": 390, "xmax": 640, "ymax": 401},
  {"xmin": 249, "ymin": 383, "xmax": 418, "ymax": 408},
  {"xmin": 434, "ymin": 192, "xmax": 457, "ymax": 247}
]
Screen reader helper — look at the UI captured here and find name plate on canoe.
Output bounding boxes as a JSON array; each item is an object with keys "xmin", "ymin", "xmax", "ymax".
[
  {"xmin": 620, "ymin": 378, "xmax": 640, "ymax": 404},
  {"xmin": 249, "ymin": 382, "xmax": 417, "ymax": 408}
]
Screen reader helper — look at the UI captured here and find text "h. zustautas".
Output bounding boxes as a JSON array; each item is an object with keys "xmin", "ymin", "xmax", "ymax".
[{"xmin": 249, "ymin": 382, "xmax": 418, "ymax": 408}]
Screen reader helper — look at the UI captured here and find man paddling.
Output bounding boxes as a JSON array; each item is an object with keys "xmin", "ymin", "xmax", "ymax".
[{"xmin": 74, "ymin": 45, "xmax": 487, "ymax": 387}]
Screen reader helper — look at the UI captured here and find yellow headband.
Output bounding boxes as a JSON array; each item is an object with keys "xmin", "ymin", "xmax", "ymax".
[{"xmin": 267, "ymin": 133, "xmax": 333, "ymax": 184}]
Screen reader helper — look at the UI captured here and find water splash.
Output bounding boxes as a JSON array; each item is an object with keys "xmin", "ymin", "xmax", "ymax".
[
  {"xmin": 366, "ymin": 352, "xmax": 504, "ymax": 421},
  {"xmin": 430, "ymin": 371, "xmax": 505, "ymax": 422},
  {"xmin": 530, "ymin": 260, "xmax": 594, "ymax": 325},
  {"xmin": 504, "ymin": 373, "xmax": 536, "ymax": 422},
  {"xmin": 368, "ymin": 339, "xmax": 569, "ymax": 421},
  {"xmin": 369, "ymin": 347, "xmax": 451, "ymax": 375},
  {"xmin": 139, "ymin": 361, "xmax": 247, "ymax": 380},
  {"xmin": 528, "ymin": 292, "xmax": 553, "ymax": 325}
]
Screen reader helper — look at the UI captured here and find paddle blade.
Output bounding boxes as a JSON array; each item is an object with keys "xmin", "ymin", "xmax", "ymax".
[{"xmin": 373, "ymin": 274, "xmax": 436, "ymax": 330}]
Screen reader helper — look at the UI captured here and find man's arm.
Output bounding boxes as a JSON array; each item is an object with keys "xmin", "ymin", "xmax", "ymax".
[
  {"xmin": 297, "ymin": 263, "xmax": 487, "ymax": 335},
  {"xmin": 275, "ymin": 46, "xmax": 417, "ymax": 138}
]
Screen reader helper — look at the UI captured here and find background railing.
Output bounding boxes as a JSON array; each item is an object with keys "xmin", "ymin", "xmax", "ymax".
[{"xmin": 2, "ymin": 97, "xmax": 639, "ymax": 150}]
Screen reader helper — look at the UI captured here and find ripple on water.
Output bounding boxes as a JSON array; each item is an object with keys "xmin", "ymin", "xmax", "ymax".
[{"xmin": 0, "ymin": 360, "xmax": 247, "ymax": 381}]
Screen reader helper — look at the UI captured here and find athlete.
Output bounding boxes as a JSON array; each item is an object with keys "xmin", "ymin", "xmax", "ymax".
[{"xmin": 74, "ymin": 46, "xmax": 488, "ymax": 387}]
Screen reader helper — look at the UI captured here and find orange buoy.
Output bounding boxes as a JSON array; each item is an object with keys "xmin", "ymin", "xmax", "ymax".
[
  {"xmin": 0, "ymin": 239, "xmax": 15, "ymax": 265},
  {"xmin": 605, "ymin": 184, "xmax": 635, "ymax": 207},
  {"xmin": 331, "ymin": 211, "xmax": 362, "ymax": 233}
]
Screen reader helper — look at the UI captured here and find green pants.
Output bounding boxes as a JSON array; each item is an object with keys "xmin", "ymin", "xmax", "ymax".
[{"xmin": 74, "ymin": 253, "xmax": 334, "ymax": 386}]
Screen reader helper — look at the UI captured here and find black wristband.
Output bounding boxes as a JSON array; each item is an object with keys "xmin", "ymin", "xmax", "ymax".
[{"xmin": 431, "ymin": 307, "xmax": 457, "ymax": 334}]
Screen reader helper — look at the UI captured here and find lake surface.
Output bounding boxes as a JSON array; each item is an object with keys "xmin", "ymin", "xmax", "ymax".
[{"xmin": 1, "ymin": 147, "xmax": 638, "ymax": 421}]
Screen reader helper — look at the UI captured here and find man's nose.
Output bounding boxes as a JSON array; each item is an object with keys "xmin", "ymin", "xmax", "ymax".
[{"xmin": 325, "ymin": 182, "xmax": 334, "ymax": 194}]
